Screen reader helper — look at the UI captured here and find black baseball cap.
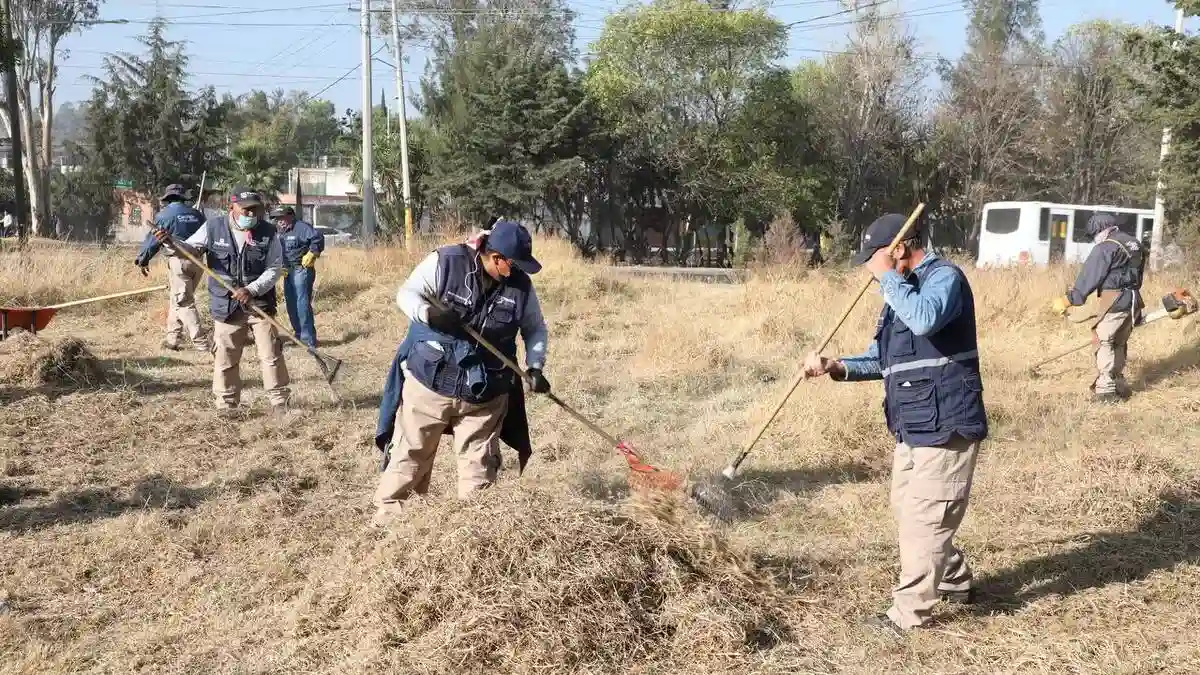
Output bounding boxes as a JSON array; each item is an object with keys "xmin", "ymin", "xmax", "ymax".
[
  {"xmin": 230, "ymin": 186, "xmax": 263, "ymax": 207},
  {"xmin": 485, "ymin": 220, "xmax": 541, "ymax": 274},
  {"xmin": 270, "ymin": 205, "xmax": 296, "ymax": 218},
  {"xmin": 851, "ymin": 213, "xmax": 921, "ymax": 266},
  {"xmin": 160, "ymin": 184, "xmax": 186, "ymax": 201}
]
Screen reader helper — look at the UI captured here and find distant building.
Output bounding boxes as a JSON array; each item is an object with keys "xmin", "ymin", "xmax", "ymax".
[{"xmin": 274, "ymin": 166, "xmax": 368, "ymax": 234}]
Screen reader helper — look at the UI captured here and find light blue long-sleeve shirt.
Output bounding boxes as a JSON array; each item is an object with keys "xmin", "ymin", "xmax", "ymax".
[{"xmin": 839, "ymin": 253, "xmax": 964, "ymax": 382}]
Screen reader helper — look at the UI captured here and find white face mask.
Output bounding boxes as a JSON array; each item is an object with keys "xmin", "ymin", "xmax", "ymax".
[{"xmin": 233, "ymin": 214, "xmax": 257, "ymax": 230}]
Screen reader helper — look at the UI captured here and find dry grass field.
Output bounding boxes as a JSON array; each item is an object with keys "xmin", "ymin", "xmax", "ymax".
[{"xmin": 1, "ymin": 234, "xmax": 1199, "ymax": 674}]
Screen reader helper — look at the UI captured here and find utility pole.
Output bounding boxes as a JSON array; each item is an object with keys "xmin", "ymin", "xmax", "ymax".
[
  {"xmin": 1, "ymin": 0, "xmax": 27, "ymax": 242},
  {"xmin": 1151, "ymin": 8, "xmax": 1186, "ymax": 273},
  {"xmin": 360, "ymin": 0, "xmax": 377, "ymax": 247},
  {"xmin": 391, "ymin": 0, "xmax": 414, "ymax": 251}
]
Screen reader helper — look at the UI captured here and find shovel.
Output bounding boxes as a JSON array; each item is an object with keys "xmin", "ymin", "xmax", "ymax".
[
  {"xmin": 154, "ymin": 229, "xmax": 345, "ymax": 392},
  {"xmin": 423, "ymin": 293, "xmax": 685, "ymax": 491},
  {"xmin": 0, "ymin": 285, "xmax": 168, "ymax": 339}
]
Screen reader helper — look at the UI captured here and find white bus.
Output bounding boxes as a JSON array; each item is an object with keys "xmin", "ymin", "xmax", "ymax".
[{"xmin": 975, "ymin": 201, "xmax": 1156, "ymax": 268}]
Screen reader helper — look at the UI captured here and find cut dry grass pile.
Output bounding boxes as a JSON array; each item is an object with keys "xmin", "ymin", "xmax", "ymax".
[
  {"xmin": 0, "ymin": 331, "xmax": 98, "ymax": 387},
  {"xmin": 308, "ymin": 488, "xmax": 807, "ymax": 674}
]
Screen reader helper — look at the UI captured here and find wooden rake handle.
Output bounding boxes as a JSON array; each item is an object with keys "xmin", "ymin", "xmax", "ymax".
[
  {"xmin": 423, "ymin": 293, "xmax": 624, "ymax": 449},
  {"xmin": 45, "ymin": 285, "xmax": 167, "ymax": 310},
  {"xmin": 724, "ymin": 202, "xmax": 927, "ymax": 477},
  {"xmin": 156, "ymin": 229, "xmax": 343, "ymax": 389}
]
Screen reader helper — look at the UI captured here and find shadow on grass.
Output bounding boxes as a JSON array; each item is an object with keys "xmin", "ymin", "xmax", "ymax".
[
  {"xmin": 574, "ymin": 460, "xmax": 884, "ymax": 523},
  {"xmin": 1134, "ymin": 346, "xmax": 1200, "ymax": 390},
  {"xmin": 692, "ymin": 461, "xmax": 885, "ymax": 522},
  {"xmin": 971, "ymin": 486, "xmax": 1200, "ymax": 615},
  {"xmin": 316, "ymin": 279, "xmax": 374, "ymax": 304},
  {"xmin": 316, "ymin": 330, "xmax": 371, "ymax": 347},
  {"xmin": 0, "ymin": 468, "xmax": 318, "ymax": 533}
]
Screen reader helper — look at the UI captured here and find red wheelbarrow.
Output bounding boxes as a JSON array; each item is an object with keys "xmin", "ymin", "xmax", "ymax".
[{"xmin": 0, "ymin": 285, "xmax": 166, "ymax": 340}]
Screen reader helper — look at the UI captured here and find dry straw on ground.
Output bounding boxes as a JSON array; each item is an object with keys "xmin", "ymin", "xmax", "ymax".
[
  {"xmin": 293, "ymin": 487, "xmax": 809, "ymax": 675},
  {"xmin": 2, "ymin": 236, "xmax": 1200, "ymax": 673},
  {"xmin": 0, "ymin": 332, "xmax": 99, "ymax": 387}
]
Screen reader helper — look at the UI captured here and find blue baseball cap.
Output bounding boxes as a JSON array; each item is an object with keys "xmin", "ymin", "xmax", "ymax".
[{"xmin": 485, "ymin": 220, "xmax": 541, "ymax": 275}]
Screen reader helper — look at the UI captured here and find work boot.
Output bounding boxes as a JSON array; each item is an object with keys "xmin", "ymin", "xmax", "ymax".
[
  {"xmin": 940, "ymin": 588, "xmax": 977, "ymax": 605},
  {"xmin": 161, "ymin": 340, "xmax": 182, "ymax": 352},
  {"xmin": 863, "ymin": 613, "xmax": 906, "ymax": 639}
]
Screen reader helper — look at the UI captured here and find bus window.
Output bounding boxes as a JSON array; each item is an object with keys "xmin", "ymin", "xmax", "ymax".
[
  {"xmin": 1074, "ymin": 210, "xmax": 1137, "ymax": 242},
  {"xmin": 985, "ymin": 208, "xmax": 1021, "ymax": 234},
  {"xmin": 1072, "ymin": 210, "xmax": 1094, "ymax": 242},
  {"xmin": 1114, "ymin": 213, "xmax": 1138, "ymax": 236},
  {"xmin": 1038, "ymin": 208, "xmax": 1049, "ymax": 241}
]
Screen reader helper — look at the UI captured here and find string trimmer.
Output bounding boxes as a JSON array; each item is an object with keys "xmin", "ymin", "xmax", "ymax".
[
  {"xmin": 423, "ymin": 293, "xmax": 685, "ymax": 492},
  {"xmin": 1029, "ymin": 288, "xmax": 1197, "ymax": 375},
  {"xmin": 688, "ymin": 202, "xmax": 926, "ymax": 518}
]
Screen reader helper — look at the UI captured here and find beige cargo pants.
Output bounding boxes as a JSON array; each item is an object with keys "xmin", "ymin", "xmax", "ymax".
[
  {"xmin": 1092, "ymin": 311, "xmax": 1133, "ymax": 396},
  {"xmin": 212, "ymin": 312, "xmax": 290, "ymax": 408},
  {"xmin": 886, "ymin": 435, "xmax": 980, "ymax": 629},
  {"xmin": 165, "ymin": 256, "xmax": 210, "ymax": 351},
  {"xmin": 374, "ymin": 371, "xmax": 507, "ymax": 514}
]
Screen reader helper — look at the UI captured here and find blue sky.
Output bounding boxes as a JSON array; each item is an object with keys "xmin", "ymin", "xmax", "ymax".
[{"xmin": 55, "ymin": 0, "xmax": 1188, "ymax": 116}]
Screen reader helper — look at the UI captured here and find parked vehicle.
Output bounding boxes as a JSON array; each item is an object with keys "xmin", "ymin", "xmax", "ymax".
[
  {"xmin": 976, "ymin": 201, "xmax": 1156, "ymax": 268},
  {"xmin": 315, "ymin": 225, "xmax": 356, "ymax": 246}
]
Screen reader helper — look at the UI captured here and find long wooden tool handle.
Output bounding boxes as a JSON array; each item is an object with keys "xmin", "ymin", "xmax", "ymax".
[
  {"xmin": 161, "ymin": 231, "xmax": 321, "ymax": 358},
  {"xmin": 730, "ymin": 202, "xmax": 927, "ymax": 470},
  {"xmin": 424, "ymin": 294, "xmax": 623, "ymax": 448},
  {"xmin": 46, "ymin": 285, "xmax": 168, "ymax": 310},
  {"xmin": 194, "ymin": 171, "xmax": 206, "ymax": 209}
]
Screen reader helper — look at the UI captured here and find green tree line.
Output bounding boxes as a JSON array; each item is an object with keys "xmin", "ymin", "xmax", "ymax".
[{"xmin": 8, "ymin": 1, "xmax": 1200, "ymax": 265}]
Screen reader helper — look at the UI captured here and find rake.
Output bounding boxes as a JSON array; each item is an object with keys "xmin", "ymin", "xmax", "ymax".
[
  {"xmin": 423, "ymin": 293, "xmax": 685, "ymax": 491},
  {"xmin": 688, "ymin": 202, "xmax": 926, "ymax": 518},
  {"xmin": 155, "ymin": 229, "xmax": 345, "ymax": 392}
]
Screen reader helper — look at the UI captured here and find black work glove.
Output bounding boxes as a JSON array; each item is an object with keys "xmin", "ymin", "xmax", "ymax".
[
  {"xmin": 527, "ymin": 368, "xmax": 551, "ymax": 394},
  {"xmin": 426, "ymin": 304, "xmax": 464, "ymax": 335}
]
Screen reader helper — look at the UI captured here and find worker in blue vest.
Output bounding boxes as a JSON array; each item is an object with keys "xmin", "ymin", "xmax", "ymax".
[
  {"xmin": 372, "ymin": 219, "xmax": 549, "ymax": 525},
  {"xmin": 155, "ymin": 187, "xmax": 290, "ymax": 411},
  {"xmin": 803, "ymin": 213, "xmax": 988, "ymax": 638},
  {"xmin": 269, "ymin": 205, "xmax": 325, "ymax": 349},
  {"xmin": 135, "ymin": 183, "xmax": 210, "ymax": 352}
]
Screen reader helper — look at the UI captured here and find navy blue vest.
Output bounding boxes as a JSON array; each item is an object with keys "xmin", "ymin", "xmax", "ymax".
[
  {"xmin": 405, "ymin": 244, "xmax": 531, "ymax": 403},
  {"xmin": 877, "ymin": 257, "xmax": 988, "ymax": 447},
  {"xmin": 279, "ymin": 220, "xmax": 321, "ymax": 267},
  {"xmin": 204, "ymin": 216, "xmax": 279, "ymax": 322}
]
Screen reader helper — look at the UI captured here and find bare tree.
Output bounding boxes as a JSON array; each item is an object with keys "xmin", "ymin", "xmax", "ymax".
[
  {"xmin": 933, "ymin": 1, "xmax": 1046, "ymax": 251},
  {"xmin": 0, "ymin": 0, "xmax": 100, "ymax": 238},
  {"xmin": 1036, "ymin": 20, "xmax": 1158, "ymax": 206},
  {"xmin": 797, "ymin": 1, "xmax": 928, "ymax": 239}
]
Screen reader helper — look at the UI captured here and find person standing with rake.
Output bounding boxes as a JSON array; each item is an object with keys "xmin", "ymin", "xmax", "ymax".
[{"xmin": 803, "ymin": 213, "xmax": 988, "ymax": 638}]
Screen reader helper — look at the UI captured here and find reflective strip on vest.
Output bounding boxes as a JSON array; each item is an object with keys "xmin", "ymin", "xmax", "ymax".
[{"xmin": 881, "ymin": 349, "xmax": 979, "ymax": 378}]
